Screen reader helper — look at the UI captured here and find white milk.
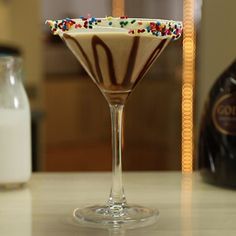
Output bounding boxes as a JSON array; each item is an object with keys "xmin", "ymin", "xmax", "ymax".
[{"xmin": 0, "ymin": 108, "xmax": 31, "ymax": 185}]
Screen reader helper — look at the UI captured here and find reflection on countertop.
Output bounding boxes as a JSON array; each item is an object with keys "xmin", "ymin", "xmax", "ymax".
[
  {"xmin": 0, "ymin": 186, "xmax": 32, "ymax": 235},
  {"xmin": 0, "ymin": 172, "xmax": 236, "ymax": 235}
]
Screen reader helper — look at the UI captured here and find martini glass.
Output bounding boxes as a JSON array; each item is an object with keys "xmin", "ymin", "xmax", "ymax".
[{"xmin": 47, "ymin": 17, "xmax": 182, "ymax": 227}]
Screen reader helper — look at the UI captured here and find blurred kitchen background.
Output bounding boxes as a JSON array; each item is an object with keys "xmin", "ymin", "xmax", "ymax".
[
  {"xmin": 41, "ymin": 0, "xmax": 183, "ymax": 172},
  {"xmin": 0, "ymin": 0, "xmax": 233, "ymax": 172}
]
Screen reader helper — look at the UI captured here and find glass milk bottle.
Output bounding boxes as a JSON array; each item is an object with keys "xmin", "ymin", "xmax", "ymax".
[{"xmin": 0, "ymin": 56, "xmax": 31, "ymax": 187}]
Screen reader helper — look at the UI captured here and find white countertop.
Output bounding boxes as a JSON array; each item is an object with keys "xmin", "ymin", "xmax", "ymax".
[{"xmin": 0, "ymin": 172, "xmax": 236, "ymax": 236}]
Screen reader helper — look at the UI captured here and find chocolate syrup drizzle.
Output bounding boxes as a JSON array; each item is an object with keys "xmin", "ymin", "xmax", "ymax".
[
  {"xmin": 92, "ymin": 36, "xmax": 117, "ymax": 85},
  {"xmin": 63, "ymin": 33, "xmax": 167, "ymax": 91},
  {"xmin": 134, "ymin": 39, "xmax": 167, "ymax": 88},
  {"xmin": 63, "ymin": 34, "xmax": 95, "ymax": 78},
  {"xmin": 122, "ymin": 36, "xmax": 140, "ymax": 86}
]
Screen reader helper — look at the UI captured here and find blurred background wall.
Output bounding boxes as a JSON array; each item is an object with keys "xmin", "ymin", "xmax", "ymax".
[
  {"xmin": 2, "ymin": 0, "xmax": 235, "ymax": 172},
  {"xmin": 42, "ymin": 0, "xmax": 183, "ymax": 171},
  {"xmin": 0, "ymin": 0, "xmax": 43, "ymax": 108},
  {"xmin": 0, "ymin": 0, "xmax": 183, "ymax": 171}
]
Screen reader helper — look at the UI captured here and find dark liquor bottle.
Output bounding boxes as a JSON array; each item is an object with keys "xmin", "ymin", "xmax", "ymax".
[{"xmin": 199, "ymin": 59, "xmax": 236, "ymax": 187}]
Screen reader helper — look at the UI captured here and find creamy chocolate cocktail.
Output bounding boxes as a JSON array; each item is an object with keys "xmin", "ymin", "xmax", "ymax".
[
  {"xmin": 47, "ymin": 16, "xmax": 182, "ymax": 226},
  {"xmin": 47, "ymin": 17, "xmax": 182, "ymax": 104}
]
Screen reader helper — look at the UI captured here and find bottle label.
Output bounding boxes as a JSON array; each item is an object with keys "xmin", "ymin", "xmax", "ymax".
[{"xmin": 213, "ymin": 93, "xmax": 236, "ymax": 135}]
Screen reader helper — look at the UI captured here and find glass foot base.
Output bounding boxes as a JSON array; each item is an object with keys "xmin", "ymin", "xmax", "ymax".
[{"xmin": 73, "ymin": 204, "xmax": 159, "ymax": 227}]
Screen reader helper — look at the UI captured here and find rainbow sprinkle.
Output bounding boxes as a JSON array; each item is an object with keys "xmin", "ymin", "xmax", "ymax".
[{"xmin": 46, "ymin": 16, "xmax": 183, "ymax": 40}]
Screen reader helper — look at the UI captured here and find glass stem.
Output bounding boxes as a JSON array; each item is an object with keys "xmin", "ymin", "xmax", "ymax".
[{"xmin": 108, "ymin": 104, "xmax": 127, "ymax": 208}]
